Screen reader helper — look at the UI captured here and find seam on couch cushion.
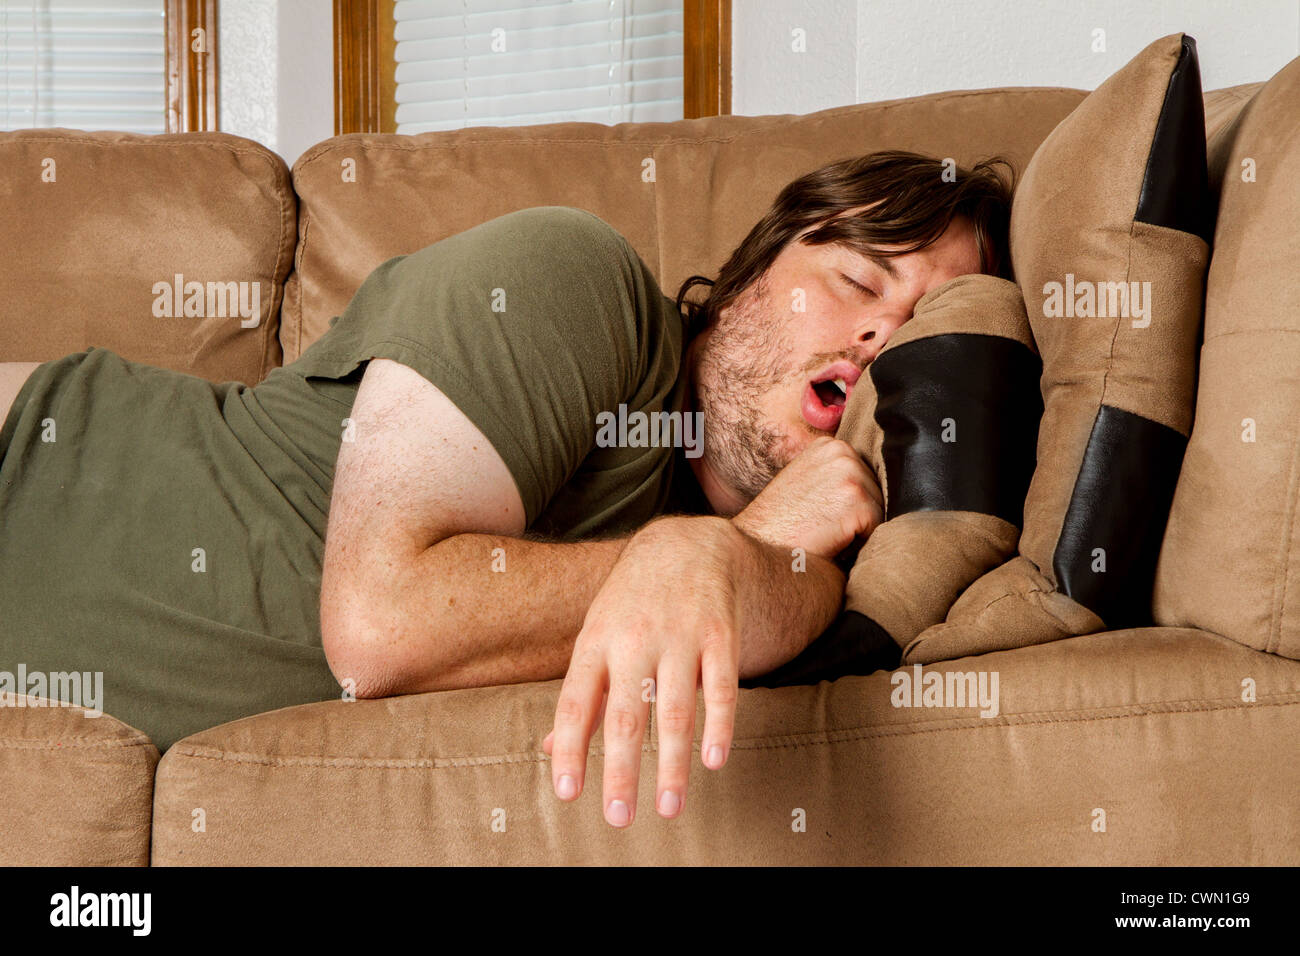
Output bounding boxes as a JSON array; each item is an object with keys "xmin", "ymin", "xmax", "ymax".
[
  {"xmin": 1275, "ymin": 418, "xmax": 1300, "ymax": 657},
  {"xmin": 261, "ymin": 151, "xmax": 295, "ymax": 382},
  {"xmin": 0, "ymin": 734, "xmax": 154, "ymax": 750},
  {"xmin": 7, "ymin": 135, "xmax": 280, "ymax": 158},
  {"xmin": 292, "ymin": 87, "xmax": 1088, "ymax": 174},
  {"xmin": 1204, "ymin": 327, "xmax": 1300, "ymax": 341},
  {"xmin": 160, "ymin": 693, "xmax": 1300, "ymax": 770},
  {"xmin": 290, "ymin": 216, "xmax": 312, "ymax": 361}
]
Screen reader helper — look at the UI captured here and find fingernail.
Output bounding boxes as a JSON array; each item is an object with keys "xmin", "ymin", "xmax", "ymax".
[
  {"xmin": 607, "ymin": 799, "xmax": 630, "ymax": 827},
  {"xmin": 707, "ymin": 745, "xmax": 724, "ymax": 768},
  {"xmin": 556, "ymin": 774, "xmax": 577, "ymax": 799},
  {"xmin": 658, "ymin": 790, "xmax": 681, "ymax": 816}
]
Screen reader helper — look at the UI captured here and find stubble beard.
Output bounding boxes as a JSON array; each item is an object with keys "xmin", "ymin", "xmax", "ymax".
[{"xmin": 692, "ymin": 278, "xmax": 802, "ymax": 504}]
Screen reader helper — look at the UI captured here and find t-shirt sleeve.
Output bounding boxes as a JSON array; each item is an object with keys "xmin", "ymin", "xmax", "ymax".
[{"xmin": 289, "ymin": 205, "xmax": 674, "ymax": 526}]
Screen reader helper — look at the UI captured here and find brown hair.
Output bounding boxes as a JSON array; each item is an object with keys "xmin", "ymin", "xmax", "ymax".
[{"xmin": 675, "ymin": 150, "xmax": 1016, "ymax": 338}]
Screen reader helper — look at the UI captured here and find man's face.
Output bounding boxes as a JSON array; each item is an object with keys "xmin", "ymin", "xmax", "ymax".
[{"xmin": 687, "ymin": 212, "xmax": 984, "ymax": 514}]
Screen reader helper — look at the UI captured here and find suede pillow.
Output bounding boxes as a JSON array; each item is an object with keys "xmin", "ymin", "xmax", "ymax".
[
  {"xmin": 743, "ymin": 275, "xmax": 1042, "ymax": 686},
  {"xmin": 1153, "ymin": 55, "xmax": 1300, "ymax": 660},
  {"xmin": 908, "ymin": 33, "xmax": 1212, "ymax": 663}
]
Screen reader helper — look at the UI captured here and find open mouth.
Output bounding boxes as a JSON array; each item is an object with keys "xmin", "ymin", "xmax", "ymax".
[
  {"xmin": 801, "ymin": 362, "xmax": 864, "ymax": 432},
  {"xmin": 811, "ymin": 377, "xmax": 849, "ymax": 408}
]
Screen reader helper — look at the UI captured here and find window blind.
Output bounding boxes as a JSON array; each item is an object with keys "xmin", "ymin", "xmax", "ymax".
[
  {"xmin": 392, "ymin": 0, "xmax": 683, "ymax": 133},
  {"xmin": 0, "ymin": 0, "xmax": 166, "ymax": 133}
]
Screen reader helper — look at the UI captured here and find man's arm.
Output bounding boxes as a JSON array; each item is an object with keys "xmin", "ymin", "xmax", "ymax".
[
  {"xmin": 321, "ymin": 358, "xmax": 630, "ymax": 697},
  {"xmin": 0, "ymin": 362, "xmax": 41, "ymax": 425},
  {"xmin": 546, "ymin": 435, "xmax": 883, "ymax": 827},
  {"xmin": 336, "ymin": 532, "xmax": 631, "ymax": 696},
  {"xmin": 653, "ymin": 514, "xmax": 849, "ymax": 678},
  {"xmin": 321, "ymin": 359, "xmax": 858, "ymax": 699}
]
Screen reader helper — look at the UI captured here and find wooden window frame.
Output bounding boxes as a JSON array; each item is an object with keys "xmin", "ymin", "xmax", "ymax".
[
  {"xmin": 334, "ymin": 0, "xmax": 395, "ymax": 135},
  {"xmin": 165, "ymin": 0, "xmax": 219, "ymax": 133},
  {"xmin": 684, "ymin": 0, "xmax": 730, "ymax": 118},
  {"xmin": 333, "ymin": 0, "xmax": 728, "ymax": 135}
]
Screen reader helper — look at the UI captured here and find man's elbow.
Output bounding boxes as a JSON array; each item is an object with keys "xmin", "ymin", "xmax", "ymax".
[
  {"xmin": 321, "ymin": 603, "xmax": 436, "ymax": 700},
  {"xmin": 322, "ymin": 611, "xmax": 395, "ymax": 699}
]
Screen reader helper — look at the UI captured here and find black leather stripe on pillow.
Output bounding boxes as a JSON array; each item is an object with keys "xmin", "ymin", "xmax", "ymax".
[
  {"xmin": 740, "ymin": 610, "xmax": 900, "ymax": 687},
  {"xmin": 1053, "ymin": 404, "xmax": 1187, "ymax": 628},
  {"xmin": 1135, "ymin": 35, "xmax": 1213, "ymax": 244},
  {"xmin": 870, "ymin": 333, "xmax": 1042, "ymax": 526}
]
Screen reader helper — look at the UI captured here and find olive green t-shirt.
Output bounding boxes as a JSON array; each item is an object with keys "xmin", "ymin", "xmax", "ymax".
[
  {"xmin": 290, "ymin": 204, "xmax": 706, "ymax": 536},
  {"xmin": 0, "ymin": 205, "xmax": 706, "ymax": 750}
]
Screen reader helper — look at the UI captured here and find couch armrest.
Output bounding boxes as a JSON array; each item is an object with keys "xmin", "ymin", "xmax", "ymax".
[{"xmin": 0, "ymin": 694, "xmax": 158, "ymax": 865}]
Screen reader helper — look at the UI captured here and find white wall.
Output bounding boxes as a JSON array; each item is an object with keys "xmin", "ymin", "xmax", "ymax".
[
  {"xmin": 276, "ymin": 0, "xmax": 334, "ymax": 166},
  {"xmin": 733, "ymin": 0, "xmax": 1300, "ymax": 116},
  {"xmin": 216, "ymin": 0, "xmax": 1300, "ymax": 157},
  {"xmin": 219, "ymin": 0, "xmax": 333, "ymax": 168}
]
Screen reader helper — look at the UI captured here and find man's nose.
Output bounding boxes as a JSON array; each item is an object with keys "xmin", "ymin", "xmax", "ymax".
[{"xmin": 854, "ymin": 311, "xmax": 910, "ymax": 361}]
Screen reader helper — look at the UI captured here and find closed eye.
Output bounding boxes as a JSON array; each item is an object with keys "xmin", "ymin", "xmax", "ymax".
[{"xmin": 839, "ymin": 273, "xmax": 878, "ymax": 298}]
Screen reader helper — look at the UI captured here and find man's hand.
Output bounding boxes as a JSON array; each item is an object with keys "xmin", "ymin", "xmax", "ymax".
[
  {"xmin": 732, "ymin": 436, "xmax": 884, "ymax": 559},
  {"xmin": 543, "ymin": 513, "xmax": 843, "ymax": 828}
]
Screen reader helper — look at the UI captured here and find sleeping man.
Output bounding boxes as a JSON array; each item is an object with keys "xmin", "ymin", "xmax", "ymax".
[{"xmin": 0, "ymin": 151, "xmax": 1012, "ymax": 828}]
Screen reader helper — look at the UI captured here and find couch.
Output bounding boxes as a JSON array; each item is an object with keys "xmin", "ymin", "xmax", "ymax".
[{"xmin": 1, "ymin": 65, "xmax": 1296, "ymax": 866}]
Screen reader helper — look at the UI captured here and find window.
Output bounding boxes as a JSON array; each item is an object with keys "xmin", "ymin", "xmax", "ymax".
[
  {"xmin": 393, "ymin": 0, "xmax": 684, "ymax": 133},
  {"xmin": 0, "ymin": 0, "xmax": 215, "ymax": 134},
  {"xmin": 335, "ymin": 0, "xmax": 729, "ymax": 134},
  {"xmin": 0, "ymin": 0, "xmax": 167, "ymax": 132}
]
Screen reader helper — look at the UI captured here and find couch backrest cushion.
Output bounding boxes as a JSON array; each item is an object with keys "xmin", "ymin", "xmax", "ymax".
[
  {"xmin": 1154, "ymin": 56, "xmax": 1300, "ymax": 659},
  {"xmin": 282, "ymin": 87, "xmax": 1088, "ymax": 361},
  {"xmin": 1203, "ymin": 82, "xmax": 1266, "ymax": 140},
  {"xmin": 0, "ymin": 130, "xmax": 295, "ymax": 384}
]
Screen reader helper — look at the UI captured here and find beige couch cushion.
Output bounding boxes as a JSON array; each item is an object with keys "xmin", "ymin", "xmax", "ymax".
[
  {"xmin": 151, "ymin": 627, "xmax": 1300, "ymax": 865},
  {"xmin": 0, "ymin": 130, "xmax": 295, "ymax": 384},
  {"xmin": 0, "ymin": 693, "xmax": 158, "ymax": 866},
  {"xmin": 281, "ymin": 87, "xmax": 1087, "ymax": 362},
  {"xmin": 1154, "ymin": 56, "xmax": 1300, "ymax": 659},
  {"xmin": 1204, "ymin": 82, "xmax": 1266, "ymax": 140}
]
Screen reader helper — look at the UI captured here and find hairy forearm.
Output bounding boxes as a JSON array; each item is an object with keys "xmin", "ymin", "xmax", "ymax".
[
  {"xmin": 349, "ymin": 515, "xmax": 844, "ymax": 697},
  {"xmin": 367, "ymin": 532, "xmax": 630, "ymax": 695}
]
